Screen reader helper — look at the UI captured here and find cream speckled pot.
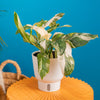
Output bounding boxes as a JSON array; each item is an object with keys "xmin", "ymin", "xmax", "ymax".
[{"xmin": 32, "ymin": 43, "xmax": 72, "ymax": 92}]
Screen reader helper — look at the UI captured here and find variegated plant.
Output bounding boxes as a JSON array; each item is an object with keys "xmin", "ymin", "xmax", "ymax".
[{"xmin": 14, "ymin": 12, "xmax": 98, "ymax": 79}]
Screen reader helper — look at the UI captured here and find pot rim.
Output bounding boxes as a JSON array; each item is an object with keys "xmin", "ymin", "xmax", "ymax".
[{"xmin": 32, "ymin": 51, "xmax": 64, "ymax": 61}]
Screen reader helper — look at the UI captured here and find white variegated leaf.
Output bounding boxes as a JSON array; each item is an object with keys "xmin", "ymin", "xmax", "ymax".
[
  {"xmin": 14, "ymin": 12, "xmax": 30, "ymax": 43},
  {"xmin": 23, "ymin": 24, "xmax": 51, "ymax": 40},
  {"xmin": 53, "ymin": 32, "xmax": 64, "ymax": 36},
  {"xmin": 58, "ymin": 43, "xmax": 74, "ymax": 75},
  {"xmin": 58, "ymin": 25, "xmax": 72, "ymax": 28},
  {"xmin": 16, "ymin": 24, "xmax": 32, "ymax": 34},
  {"xmin": 64, "ymin": 43, "xmax": 74, "ymax": 75},
  {"xmin": 37, "ymin": 53, "xmax": 50, "ymax": 79},
  {"xmin": 40, "ymin": 40, "xmax": 46, "ymax": 49},
  {"xmin": 64, "ymin": 55, "xmax": 75, "ymax": 76},
  {"xmin": 32, "ymin": 25, "xmax": 52, "ymax": 40},
  {"xmin": 72, "ymin": 33, "xmax": 98, "ymax": 41},
  {"xmin": 66, "ymin": 40, "xmax": 75, "ymax": 48},
  {"xmin": 65, "ymin": 43, "xmax": 72, "ymax": 57},
  {"xmin": 25, "ymin": 24, "xmax": 52, "ymax": 40},
  {"xmin": 51, "ymin": 39, "xmax": 66, "ymax": 55},
  {"xmin": 66, "ymin": 33, "xmax": 98, "ymax": 48},
  {"xmin": 52, "ymin": 32, "xmax": 65, "ymax": 41},
  {"xmin": 33, "ymin": 19, "xmax": 47, "ymax": 27},
  {"xmin": 58, "ymin": 54, "xmax": 65, "ymax": 75},
  {"xmin": 30, "ymin": 34, "xmax": 36, "ymax": 43},
  {"xmin": 43, "ymin": 13, "xmax": 64, "ymax": 28}
]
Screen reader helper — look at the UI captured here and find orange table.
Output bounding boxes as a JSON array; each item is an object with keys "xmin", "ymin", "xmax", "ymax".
[{"xmin": 7, "ymin": 77, "xmax": 93, "ymax": 100}]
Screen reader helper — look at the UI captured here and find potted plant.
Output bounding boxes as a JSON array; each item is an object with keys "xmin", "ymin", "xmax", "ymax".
[{"xmin": 14, "ymin": 12, "xmax": 98, "ymax": 92}]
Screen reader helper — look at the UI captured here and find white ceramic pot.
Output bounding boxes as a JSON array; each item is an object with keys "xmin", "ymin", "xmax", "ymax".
[
  {"xmin": 32, "ymin": 43, "xmax": 72, "ymax": 92},
  {"xmin": 32, "ymin": 51, "xmax": 64, "ymax": 92}
]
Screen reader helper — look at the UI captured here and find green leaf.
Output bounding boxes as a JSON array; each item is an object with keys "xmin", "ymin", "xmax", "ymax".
[
  {"xmin": 36, "ymin": 31, "xmax": 41, "ymax": 41},
  {"xmin": 37, "ymin": 53, "xmax": 50, "ymax": 79},
  {"xmin": 30, "ymin": 34, "xmax": 36, "ymax": 43},
  {"xmin": 43, "ymin": 13, "xmax": 64, "ymax": 28},
  {"xmin": 14, "ymin": 12, "xmax": 44, "ymax": 51},
  {"xmin": 51, "ymin": 39, "xmax": 66, "ymax": 55},
  {"xmin": 16, "ymin": 24, "xmax": 41, "ymax": 42},
  {"xmin": 22, "ymin": 32, "xmax": 30, "ymax": 43},
  {"xmin": 66, "ymin": 40, "xmax": 75, "ymax": 48},
  {"xmin": 28, "ymin": 25, "xmax": 51, "ymax": 40},
  {"xmin": 64, "ymin": 55, "xmax": 75, "ymax": 76},
  {"xmin": 16, "ymin": 24, "xmax": 32, "ymax": 34},
  {"xmin": 46, "ymin": 13, "xmax": 65, "ymax": 32},
  {"xmin": 14, "ymin": 12, "xmax": 30, "ymax": 43},
  {"xmin": 45, "ymin": 40, "xmax": 51, "ymax": 50},
  {"xmin": 45, "ymin": 40, "xmax": 53, "ymax": 58},
  {"xmin": 58, "ymin": 25, "xmax": 72, "ymax": 28},
  {"xmin": 65, "ymin": 33, "xmax": 98, "ymax": 48},
  {"xmin": 34, "ymin": 19, "xmax": 47, "ymax": 27},
  {"xmin": 47, "ymin": 23, "xmax": 59, "ymax": 33},
  {"xmin": 49, "ymin": 21, "xmax": 56, "ymax": 27},
  {"xmin": 23, "ymin": 32, "xmax": 36, "ymax": 44},
  {"xmin": 52, "ymin": 32, "xmax": 65, "ymax": 41}
]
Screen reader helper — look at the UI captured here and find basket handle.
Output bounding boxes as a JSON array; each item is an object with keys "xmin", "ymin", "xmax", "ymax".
[{"xmin": 0, "ymin": 60, "xmax": 21, "ymax": 80}]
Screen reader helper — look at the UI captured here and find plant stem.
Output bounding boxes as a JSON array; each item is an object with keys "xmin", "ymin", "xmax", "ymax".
[
  {"xmin": 55, "ymin": 50, "xmax": 57, "ymax": 58},
  {"xmin": 50, "ymin": 52, "xmax": 53, "ymax": 58},
  {"xmin": 30, "ymin": 42, "xmax": 44, "ymax": 52},
  {"xmin": 49, "ymin": 47, "xmax": 53, "ymax": 58}
]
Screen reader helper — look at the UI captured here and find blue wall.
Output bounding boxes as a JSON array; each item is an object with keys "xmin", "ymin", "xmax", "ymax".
[{"xmin": 0, "ymin": 0, "xmax": 100, "ymax": 99}]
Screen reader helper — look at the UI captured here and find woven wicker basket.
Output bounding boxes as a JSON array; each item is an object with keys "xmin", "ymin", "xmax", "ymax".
[{"xmin": 0, "ymin": 60, "xmax": 27, "ymax": 91}]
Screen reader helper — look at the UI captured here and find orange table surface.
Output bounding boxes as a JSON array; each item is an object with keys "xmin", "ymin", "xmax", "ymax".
[{"xmin": 7, "ymin": 77, "xmax": 93, "ymax": 100}]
